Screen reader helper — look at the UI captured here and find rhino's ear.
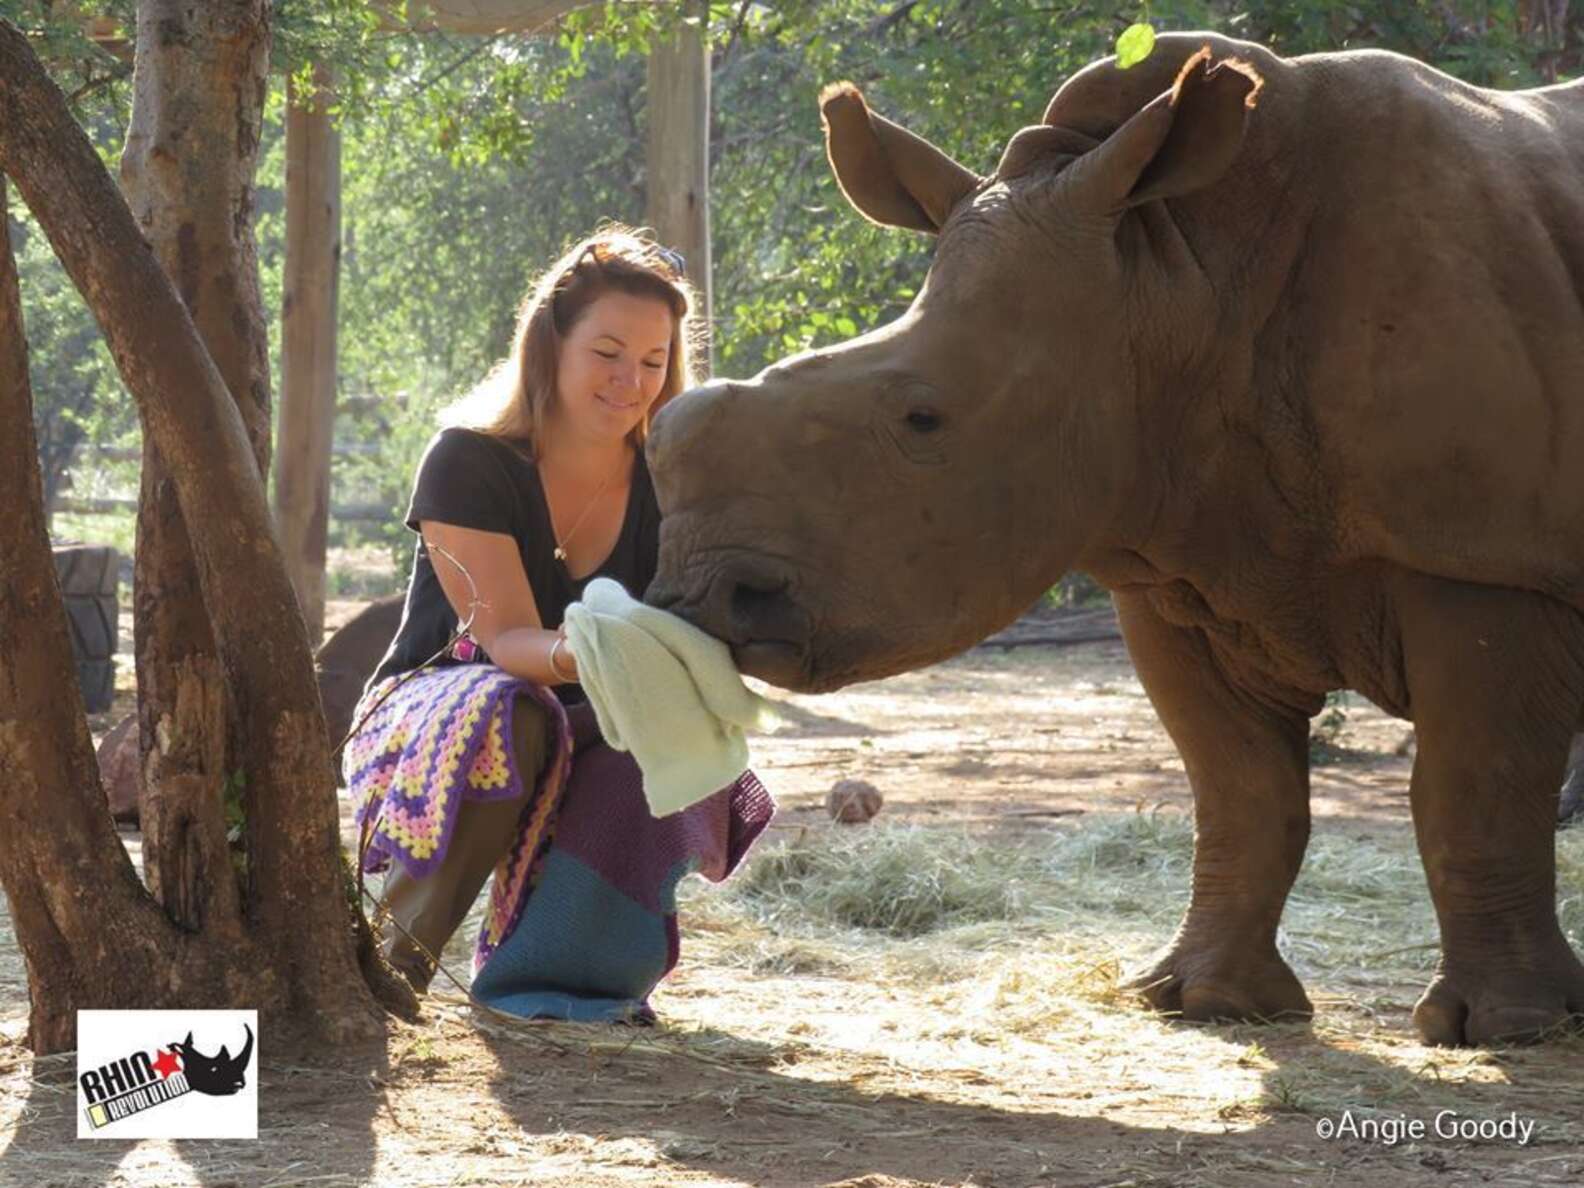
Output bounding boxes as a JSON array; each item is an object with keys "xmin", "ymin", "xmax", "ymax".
[
  {"xmin": 1065, "ymin": 46, "xmax": 1262, "ymax": 216},
  {"xmin": 820, "ymin": 82, "xmax": 982, "ymax": 234}
]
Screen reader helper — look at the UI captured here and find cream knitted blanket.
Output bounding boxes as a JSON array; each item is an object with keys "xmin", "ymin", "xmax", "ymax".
[{"xmin": 563, "ymin": 578, "xmax": 778, "ymax": 816}]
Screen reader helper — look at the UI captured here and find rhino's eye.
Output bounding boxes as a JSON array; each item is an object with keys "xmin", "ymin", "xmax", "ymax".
[{"xmin": 905, "ymin": 409, "xmax": 943, "ymax": 434}]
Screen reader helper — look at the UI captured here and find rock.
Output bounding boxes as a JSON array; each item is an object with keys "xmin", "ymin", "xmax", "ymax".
[
  {"xmin": 826, "ymin": 778, "xmax": 883, "ymax": 824},
  {"xmin": 92, "ymin": 593, "xmax": 406, "ymax": 826},
  {"xmin": 96, "ymin": 712, "xmax": 140, "ymax": 825},
  {"xmin": 316, "ymin": 594, "xmax": 405, "ymax": 782}
]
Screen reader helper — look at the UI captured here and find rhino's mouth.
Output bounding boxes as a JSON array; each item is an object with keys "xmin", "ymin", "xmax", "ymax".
[
  {"xmin": 649, "ymin": 553, "xmax": 816, "ymax": 689},
  {"xmin": 731, "ymin": 639, "xmax": 812, "ymax": 689}
]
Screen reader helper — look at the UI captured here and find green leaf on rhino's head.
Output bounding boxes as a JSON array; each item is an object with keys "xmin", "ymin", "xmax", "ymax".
[{"xmin": 1116, "ymin": 23, "xmax": 1155, "ymax": 69}]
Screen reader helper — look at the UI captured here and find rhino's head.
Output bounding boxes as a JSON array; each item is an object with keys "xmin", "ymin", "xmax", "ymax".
[{"xmin": 649, "ymin": 41, "xmax": 1266, "ymax": 691}]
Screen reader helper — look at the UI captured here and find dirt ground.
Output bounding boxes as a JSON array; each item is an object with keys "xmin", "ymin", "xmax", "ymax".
[{"xmin": 2, "ymin": 600, "xmax": 1582, "ymax": 1187}]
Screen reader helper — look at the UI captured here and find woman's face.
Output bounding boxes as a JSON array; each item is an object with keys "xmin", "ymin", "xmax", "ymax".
[{"xmin": 554, "ymin": 290, "xmax": 675, "ymax": 445}]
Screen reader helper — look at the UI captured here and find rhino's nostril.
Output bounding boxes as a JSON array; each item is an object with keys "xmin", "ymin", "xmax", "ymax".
[
  {"xmin": 645, "ymin": 578, "xmax": 683, "ymax": 612},
  {"xmin": 730, "ymin": 579, "xmax": 789, "ymax": 627}
]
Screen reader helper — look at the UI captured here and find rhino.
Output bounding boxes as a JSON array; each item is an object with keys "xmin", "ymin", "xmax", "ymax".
[{"xmin": 646, "ymin": 33, "xmax": 1584, "ymax": 1046}]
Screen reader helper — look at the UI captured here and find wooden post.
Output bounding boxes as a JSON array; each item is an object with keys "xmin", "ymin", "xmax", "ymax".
[
  {"xmin": 645, "ymin": 0, "xmax": 712, "ymax": 373},
  {"xmin": 273, "ymin": 63, "xmax": 341, "ymax": 644}
]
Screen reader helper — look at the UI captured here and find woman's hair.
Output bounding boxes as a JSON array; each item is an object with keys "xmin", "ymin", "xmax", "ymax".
[{"xmin": 440, "ymin": 223, "xmax": 702, "ymax": 453}]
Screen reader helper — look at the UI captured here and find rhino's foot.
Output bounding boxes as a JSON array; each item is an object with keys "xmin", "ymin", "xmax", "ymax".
[
  {"xmin": 1125, "ymin": 940, "xmax": 1312, "ymax": 1024},
  {"xmin": 1414, "ymin": 954, "xmax": 1584, "ymax": 1046}
]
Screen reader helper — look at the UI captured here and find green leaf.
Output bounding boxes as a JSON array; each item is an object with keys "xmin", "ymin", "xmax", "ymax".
[{"xmin": 1115, "ymin": 23, "xmax": 1155, "ymax": 70}]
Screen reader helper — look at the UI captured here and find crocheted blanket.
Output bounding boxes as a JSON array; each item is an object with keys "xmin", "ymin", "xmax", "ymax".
[
  {"xmin": 344, "ymin": 664, "xmax": 572, "ymax": 967},
  {"xmin": 344, "ymin": 663, "xmax": 775, "ymax": 1015}
]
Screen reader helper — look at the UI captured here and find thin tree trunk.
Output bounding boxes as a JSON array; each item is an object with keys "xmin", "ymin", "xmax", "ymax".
[
  {"xmin": 645, "ymin": 0, "xmax": 713, "ymax": 372},
  {"xmin": 119, "ymin": 0, "xmax": 272, "ymax": 934},
  {"xmin": 0, "ymin": 17, "xmax": 399, "ymax": 1048},
  {"xmin": 274, "ymin": 62, "xmax": 342, "ymax": 645}
]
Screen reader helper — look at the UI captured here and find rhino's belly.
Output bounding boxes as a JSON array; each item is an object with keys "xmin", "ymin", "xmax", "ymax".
[
  {"xmin": 1133, "ymin": 560, "xmax": 1416, "ymax": 720},
  {"xmin": 1143, "ymin": 552, "xmax": 1584, "ymax": 729}
]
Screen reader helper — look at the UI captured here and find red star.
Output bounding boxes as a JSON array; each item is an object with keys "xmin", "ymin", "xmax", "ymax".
[{"xmin": 151, "ymin": 1048, "xmax": 182, "ymax": 1080}]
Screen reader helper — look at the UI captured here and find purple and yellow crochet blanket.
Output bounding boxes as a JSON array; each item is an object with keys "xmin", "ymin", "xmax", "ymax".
[
  {"xmin": 344, "ymin": 664, "xmax": 571, "ymax": 966},
  {"xmin": 344, "ymin": 663, "xmax": 774, "ymax": 1018}
]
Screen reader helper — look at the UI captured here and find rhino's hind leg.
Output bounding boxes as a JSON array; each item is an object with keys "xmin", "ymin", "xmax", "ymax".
[
  {"xmin": 1398, "ymin": 575, "xmax": 1584, "ymax": 1046},
  {"xmin": 1114, "ymin": 592, "xmax": 1316, "ymax": 1024}
]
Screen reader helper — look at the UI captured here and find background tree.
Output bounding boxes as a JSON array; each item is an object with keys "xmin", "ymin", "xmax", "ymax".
[
  {"xmin": 3, "ymin": 0, "xmax": 1579, "ymax": 1055},
  {"xmin": 0, "ymin": 12, "xmax": 412, "ymax": 1054},
  {"xmin": 119, "ymin": 0, "xmax": 277, "ymax": 931}
]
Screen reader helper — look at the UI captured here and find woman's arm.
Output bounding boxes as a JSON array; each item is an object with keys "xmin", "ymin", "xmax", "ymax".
[{"xmin": 418, "ymin": 519, "xmax": 579, "ymax": 685}]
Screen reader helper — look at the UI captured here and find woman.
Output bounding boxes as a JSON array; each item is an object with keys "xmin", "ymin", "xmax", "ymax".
[{"xmin": 345, "ymin": 227, "xmax": 772, "ymax": 1021}]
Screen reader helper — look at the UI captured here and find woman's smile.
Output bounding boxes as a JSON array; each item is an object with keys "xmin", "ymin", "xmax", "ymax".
[{"xmin": 555, "ymin": 290, "xmax": 675, "ymax": 441}]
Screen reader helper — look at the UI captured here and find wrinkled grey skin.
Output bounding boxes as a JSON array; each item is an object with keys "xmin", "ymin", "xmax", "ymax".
[{"xmin": 647, "ymin": 33, "xmax": 1584, "ymax": 1045}]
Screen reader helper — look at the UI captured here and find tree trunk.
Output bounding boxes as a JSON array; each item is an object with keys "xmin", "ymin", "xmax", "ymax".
[
  {"xmin": 0, "ymin": 178, "xmax": 280, "ymax": 1054},
  {"xmin": 119, "ymin": 0, "xmax": 273, "ymax": 934},
  {"xmin": 274, "ymin": 63, "xmax": 342, "ymax": 646},
  {"xmin": 645, "ymin": 0, "xmax": 713, "ymax": 372},
  {"xmin": 0, "ymin": 17, "xmax": 407, "ymax": 1052}
]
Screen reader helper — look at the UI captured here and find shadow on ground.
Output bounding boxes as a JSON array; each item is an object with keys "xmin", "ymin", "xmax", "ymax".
[{"xmin": 0, "ymin": 1025, "xmax": 391, "ymax": 1188}]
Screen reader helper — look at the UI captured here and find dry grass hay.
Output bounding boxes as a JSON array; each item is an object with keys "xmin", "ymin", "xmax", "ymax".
[{"xmin": 667, "ymin": 812, "xmax": 1584, "ymax": 1172}]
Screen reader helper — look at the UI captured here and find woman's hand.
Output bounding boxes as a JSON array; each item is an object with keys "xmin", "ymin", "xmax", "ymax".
[
  {"xmin": 548, "ymin": 627, "xmax": 579, "ymax": 683},
  {"xmin": 485, "ymin": 626, "xmax": 579, "ymax": 686}
]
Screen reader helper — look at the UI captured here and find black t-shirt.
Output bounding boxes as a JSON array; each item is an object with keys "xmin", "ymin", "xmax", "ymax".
[{"xmin": 368, "ymin": 427, "xmax": 661, "ymax": 704}]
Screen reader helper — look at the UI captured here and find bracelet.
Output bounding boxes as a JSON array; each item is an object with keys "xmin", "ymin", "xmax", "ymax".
[{"xmin": 548, "ymin": 634, "xmax": 576, "ymax": 683}]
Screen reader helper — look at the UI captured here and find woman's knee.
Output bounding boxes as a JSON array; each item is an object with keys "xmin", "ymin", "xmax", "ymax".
[{"xmin": 512, "ymin": 694, "xmax": 550, "ymax": 785}]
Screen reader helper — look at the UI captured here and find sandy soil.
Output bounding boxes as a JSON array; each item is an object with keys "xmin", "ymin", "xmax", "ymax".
[{"xmin": 2, "ymin": 606, "xmax": 1580, "ymax": 1187}]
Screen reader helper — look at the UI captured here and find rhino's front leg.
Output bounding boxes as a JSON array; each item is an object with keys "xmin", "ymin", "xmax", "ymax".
[
  {"xmin": 1115, "ymin": 591, "xmax": 1316, "ymax": 1023},
  {"xmin": 1397, "ymin": 576, "xmax": 1584, "ymax": 1045}
]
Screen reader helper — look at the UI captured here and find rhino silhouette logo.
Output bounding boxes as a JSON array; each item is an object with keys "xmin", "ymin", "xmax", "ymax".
[{"xmin": 170, "ymin": 1024, "xmax": 253, "ymax": 1096}]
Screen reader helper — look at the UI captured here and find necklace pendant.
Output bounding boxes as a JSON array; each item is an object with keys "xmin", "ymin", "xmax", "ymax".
[{"xmin": 553, "ymin": 546, "xmax": 567, "ymax": 562}]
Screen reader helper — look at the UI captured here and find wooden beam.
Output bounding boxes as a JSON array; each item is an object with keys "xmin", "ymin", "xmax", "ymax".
[
  {"xmin": 58, "ymin": 496, "xmax": 392, "ymax": 522},
  {"xmin": 383, "ymin": 1, "xmax": 589, "ymax": 35},
  {"xmin": 644, "ymin": 0, "xmax": 712, "ymax": 372},
  {"xmin": 273, "ymin": 63, "xmax": 341, "ymax": 644}
]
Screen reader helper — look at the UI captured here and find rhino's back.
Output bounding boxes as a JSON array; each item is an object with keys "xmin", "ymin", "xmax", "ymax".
[
  {"xmin": 1258, "ymin": 49, "xmax": 1584, "ymax": 603},
  {"xmin": 1045, "ymin": 35, "xmax": 1584, "ymax": 601}
]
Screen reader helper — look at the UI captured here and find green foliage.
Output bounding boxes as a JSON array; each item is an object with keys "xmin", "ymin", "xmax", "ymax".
[
  {"xmin": 5, "ymin": 2, "xmax": 137, "ymax": 535},
  {"xmin": 10, "ymin": 193, "xmax": 136, "ymax": 531},
  {"xmin": 1116, "ymin": 21, "xmax": 1157, "ymax": 68},
  {"xmin": 1234, "ymin": 0, "xmax": 1568, "ymax": 86},
  {"xmin": 222, "ymin": 766, "xmax": 249, "ymax": 891},
  {"xmin": 19, "ymin": 0, "xmax": 1582, "ymax": 557},
  {"xmin": 1308, "ymin": 690, "xmax": 1353, "ymax": 765},
  {"xmin": 222, "ymin": 767, "xmax": 248, "ymax": 845},
  {"xmin": 1046, "ymin": 572, "xmax": 1109, "ymax": 609},
  {"xmin": 0, "ymin": 1, "xmax": 135, "ymax": 123}
]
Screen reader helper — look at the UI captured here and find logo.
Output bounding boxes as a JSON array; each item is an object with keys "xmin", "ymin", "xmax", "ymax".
[{"xmin": 76, "ymin": 1010, "xmax": 258, "ymax": 1139}]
